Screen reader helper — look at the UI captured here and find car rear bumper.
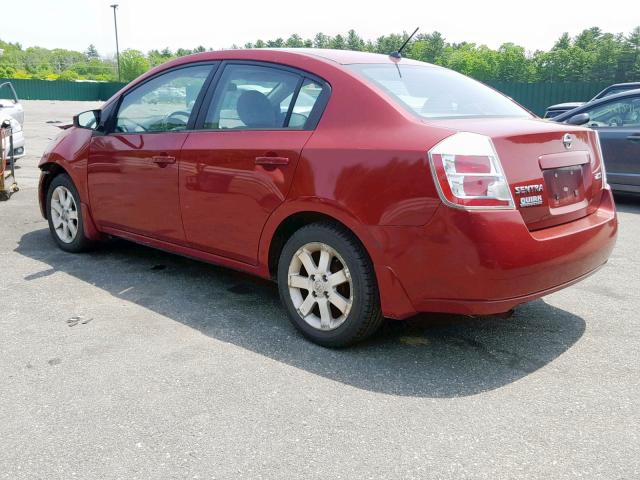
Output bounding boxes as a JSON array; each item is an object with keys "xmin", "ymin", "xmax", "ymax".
[{"xmin": 373, "ymin": 188, "xmax": 618, "ymax": 319}]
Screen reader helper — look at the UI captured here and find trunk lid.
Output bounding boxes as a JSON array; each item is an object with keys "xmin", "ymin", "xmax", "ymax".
[{"xmin": 429, "ymin": 118, "xmax": 606, "ymax": 230}]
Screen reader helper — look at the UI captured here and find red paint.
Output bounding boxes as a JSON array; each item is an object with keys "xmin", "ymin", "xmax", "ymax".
[
  {"xmin": 88, "ymin": 133, "xmax": 189, "ymax": 243},
  {"xmin": 38, "ymin": 49, "xmax": 617, "ymax": 319},
  {"xmin": 179, "ymin": 130, "xmax": 312, "ymax": 263}
]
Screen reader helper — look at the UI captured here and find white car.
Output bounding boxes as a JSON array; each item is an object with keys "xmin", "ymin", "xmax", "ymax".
[{"xmin": 0, "ymin": 82, "xmax": 25, "ymax": 161}]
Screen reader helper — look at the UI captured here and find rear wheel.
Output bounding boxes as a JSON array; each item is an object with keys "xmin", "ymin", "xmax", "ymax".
[
  {"xmin": 277, "ymin": 222, "xmax": 383, "ymax": 347},
  {"xmin": 46, "ymin": 174, "xmax": 93, "ymax": 253}
]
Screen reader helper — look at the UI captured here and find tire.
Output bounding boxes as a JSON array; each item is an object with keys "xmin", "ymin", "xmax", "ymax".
[
  {"xmin": 277, "ymin": 222, "xmax": 383, "ymax": 347},
  {"xmin": 46, "ymin": 174, "xmax": 93, "ymax": 253}
]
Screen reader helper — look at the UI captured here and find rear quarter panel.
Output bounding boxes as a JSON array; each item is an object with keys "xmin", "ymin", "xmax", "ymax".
[{"xmin": 282, "ymin": 65, "xmax": 453, "ymax": 228}]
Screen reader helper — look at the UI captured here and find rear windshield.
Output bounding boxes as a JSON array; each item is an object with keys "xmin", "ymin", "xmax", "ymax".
[{"xmin": 349, "ymin": 64, "xmax": 531, "ymax": 119}]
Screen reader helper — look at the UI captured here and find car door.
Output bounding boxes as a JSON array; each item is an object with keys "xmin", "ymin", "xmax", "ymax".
[
  {"xmin": 584, "ymin": 94, "xmax": 640, "ymax": 189},
  {"xmin": 179, "ymin": 62, "xmax": 329, "ymax": 264},
  {"xmin": 88, "ymin": 63, "xmax": 215, "ymax": 243}
]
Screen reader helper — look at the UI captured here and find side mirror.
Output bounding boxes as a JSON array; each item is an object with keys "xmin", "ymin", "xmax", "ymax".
[
  {"xmin": 73, "ymin": 109, "xmax": 101, "ymax": 130},
  {"xmin": 566, "ymin": 112, "xmax": 590, "ymax": 126}
]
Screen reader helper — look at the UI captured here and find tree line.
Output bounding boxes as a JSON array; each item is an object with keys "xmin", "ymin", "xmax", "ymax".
[{"xmin": 1, "ymin": 26, "xmax": 638, "ymax": 84}]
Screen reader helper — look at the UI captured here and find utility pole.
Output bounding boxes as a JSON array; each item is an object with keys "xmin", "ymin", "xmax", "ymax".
[{"xmin": 110, "ymin": 4, "xmax": 121, "ymax": 82}]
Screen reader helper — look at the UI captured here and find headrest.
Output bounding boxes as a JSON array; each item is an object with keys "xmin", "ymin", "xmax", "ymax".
[{"xmin": 237, "ymin": 90, "xmax": 277, "ymax": 128}]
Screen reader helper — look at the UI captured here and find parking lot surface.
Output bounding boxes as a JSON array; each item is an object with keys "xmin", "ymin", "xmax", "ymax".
[{"xmin": 1, "ymin": 101, "xmax": 639, "ymax": 479}]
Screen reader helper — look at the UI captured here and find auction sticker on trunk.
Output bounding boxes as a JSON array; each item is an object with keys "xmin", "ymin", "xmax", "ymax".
[{"xmin": 519, "ymin": 195, "xmax": 544, "ymax": 207}]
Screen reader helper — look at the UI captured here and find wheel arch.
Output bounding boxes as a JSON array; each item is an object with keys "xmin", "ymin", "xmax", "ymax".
[
  {"xmin": 39, "ymin": 161, "xmax": 103, "ymax": 242},
  {"xmin": 260, "ymin": 202, "xmax": 385, "ymax": 282},
  {"xmin": 39, "ymin": 162, "xmax": 71, "ymax": 220},
  {"xmin": 259, "ymin": 201, "xmax": 417, "ymax": 320}
]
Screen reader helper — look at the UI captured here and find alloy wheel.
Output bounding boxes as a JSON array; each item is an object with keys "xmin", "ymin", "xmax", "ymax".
[
  {"xmin": 287, "ymin": 242, "xmax": 353, "ymax": 331},
  {"xmin": 50, "ymin": 185, "xmax": 79, "ymax": 244}
]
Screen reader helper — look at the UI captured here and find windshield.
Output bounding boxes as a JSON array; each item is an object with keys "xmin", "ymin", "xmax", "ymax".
[{"xmin": 349, "ymin": 64, "xmax": 531, "ymax": 119}]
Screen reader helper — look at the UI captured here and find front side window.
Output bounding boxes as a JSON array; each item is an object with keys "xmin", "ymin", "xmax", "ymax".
[
  {"xmin": 204, "ymin": 64, "xmax": 302, "ymax": 129},
  {"xmin": 115, "ymin": 64, "xmax": 212, "ymax": 133},
  {"xmin": 585, "ymin": 97, "xmax": 640, "ymax": 128},
  {"xmin": 349, "ymin": 64, "xmax": 531, "ymax": 119}
]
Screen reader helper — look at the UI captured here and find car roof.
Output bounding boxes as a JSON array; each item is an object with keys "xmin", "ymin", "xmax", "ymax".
[
  {"xmin": 275, "ymin": 48, "xmax": 429, "ymax": 65},
  {"xmin": 554, "ymin": 88, "xmax": 640, "ymax": 121},
  {"xmin": 606, "ymin": 82, "xmax": 640, "ymax": 88},
  {"xmin": 165, "ymin": 48, "xmax": 431, "ymax": 69}
]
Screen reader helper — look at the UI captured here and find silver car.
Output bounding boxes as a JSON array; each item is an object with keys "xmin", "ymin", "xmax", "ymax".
[{"xmin": 0, "ymin": 82, "xmax": 25, "ymax": 161}]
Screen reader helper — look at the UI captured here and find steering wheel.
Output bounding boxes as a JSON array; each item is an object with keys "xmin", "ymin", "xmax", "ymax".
[
  {"xmin": 164, "ymin": 111, "xmax": 191, "ymax": 130},
  {"xmin": 608, "ymin": 116, "xmax": 623, "ymax": 127}
]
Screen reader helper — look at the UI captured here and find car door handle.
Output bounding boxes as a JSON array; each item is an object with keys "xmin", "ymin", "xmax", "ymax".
[
  {"xmin": 152, "ymin": 155, "xmax": 176, "ymax": 166},
  {"xmin": 255, "ymin": 156, "xmax": 290, "ymax": 166},
  {"xmin": 627, "ymin": 134, "xmax": 640, "ymax": 143}
]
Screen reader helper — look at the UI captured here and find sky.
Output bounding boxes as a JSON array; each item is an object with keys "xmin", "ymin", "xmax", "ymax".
[{"xmin": 3, "ymin": 0, "xmax": 639, "ymax": 56}]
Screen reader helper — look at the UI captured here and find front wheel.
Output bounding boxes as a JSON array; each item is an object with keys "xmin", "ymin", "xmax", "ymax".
[
  {"xmin": 46, "ymin": 174, "xmax": 93, "ymax": 253},
  {"xmin": 277, "ymin": 222, "xmax": 383, "ymax": 347}
]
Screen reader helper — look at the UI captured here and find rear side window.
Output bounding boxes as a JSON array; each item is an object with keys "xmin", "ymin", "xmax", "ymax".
[
  {"xmin": 349, "ymin": 64, "xmax": 531, "ymax": 119},
  {"xmin": 116, "ymin": 64, "xmax": 212, "ymax": 133},
  {"xmin": 288, "ymin": 80, "xmax": 324, "ymax": 128},
  {"xmin": 204, "ymin": 65, "xmax": 300, "ymax": 129}
]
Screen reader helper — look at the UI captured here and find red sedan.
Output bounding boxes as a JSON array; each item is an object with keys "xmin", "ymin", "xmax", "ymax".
[{"xmin": 38, "ymin": 49, "xmax": 617, "ymax": 347}]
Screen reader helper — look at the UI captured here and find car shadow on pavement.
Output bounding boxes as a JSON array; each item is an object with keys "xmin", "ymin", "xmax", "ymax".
[{"xmin": 16, "ymin": 228, "xmax": 586, "ymax": 398}]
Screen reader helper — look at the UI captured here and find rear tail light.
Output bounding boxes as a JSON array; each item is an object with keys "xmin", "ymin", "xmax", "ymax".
[{"xmin": 428, "ymin": 132, "xmax": 514, "ymax": 209}]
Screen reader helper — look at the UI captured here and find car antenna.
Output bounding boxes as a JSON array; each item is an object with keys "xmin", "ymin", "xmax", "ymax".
[{"xmin": 390, "ymin": 27, "xmax": 419, "ymax": 59}]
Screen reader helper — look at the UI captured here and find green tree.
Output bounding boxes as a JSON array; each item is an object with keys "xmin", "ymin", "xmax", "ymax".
[
  {"xmin": 266, "ymin": 38, "xmax": 285, "ymax": 48},
  {"xmin": 119, "ymin": 49, "xmax": 150, "ymax": 82},
  {"xmin": 3, "ymin": 25, "xmax": 640, "ymax": 84},
  {"xmin": 553, "ymin": 33, "xmax": 571, "ymax": 50},
  {"xmin": 85, "ymin": 44, "xmax": 99, "ymax": 60},
  {"xmin": 495, "ymin": 43, "xmax": 533, "ymax": 82},
  {"xmin": 408, "ymin": 31, "xmax": 446, "ymax": 63},
  {"xmin": 373, "ymin": 34, "xmax": 404, "ymax": 54},
  {"xmin": 574, "ymin": 27, "xmax": 603, "ymax": 51},
  {"xmin": 285, "ymin": 34, "xmax": 305, "ymax": 48},
  {"xmin": 329, "ymin": 35, "xmax": 346, "ymax": 50},
  {"xmin": 313, "ymin": 33, "xmax": 330, "ymax": 48},
  {"xmin": 621, "ymin": 27, "xmax": 640, "ymax": 80},
  {"xmin": 346, "ymin": 30, "xmax": 365, "ymax": 51},
  {"xmin": 147, "ymin": 48, "xmax": 174, "ymax": 67},
  {"xmin": 58, "ymin": 69, "xmax": 80, "ymax": 81}
]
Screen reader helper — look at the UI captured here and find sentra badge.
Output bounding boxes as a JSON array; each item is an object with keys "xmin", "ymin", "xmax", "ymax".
[
  {"xmin": 515, "ymin": 184, "xmax": 544, "ymax": 207},
  {"xmin": 514, "ymin": 184, "xmax": 544, "ymax": 195}
]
